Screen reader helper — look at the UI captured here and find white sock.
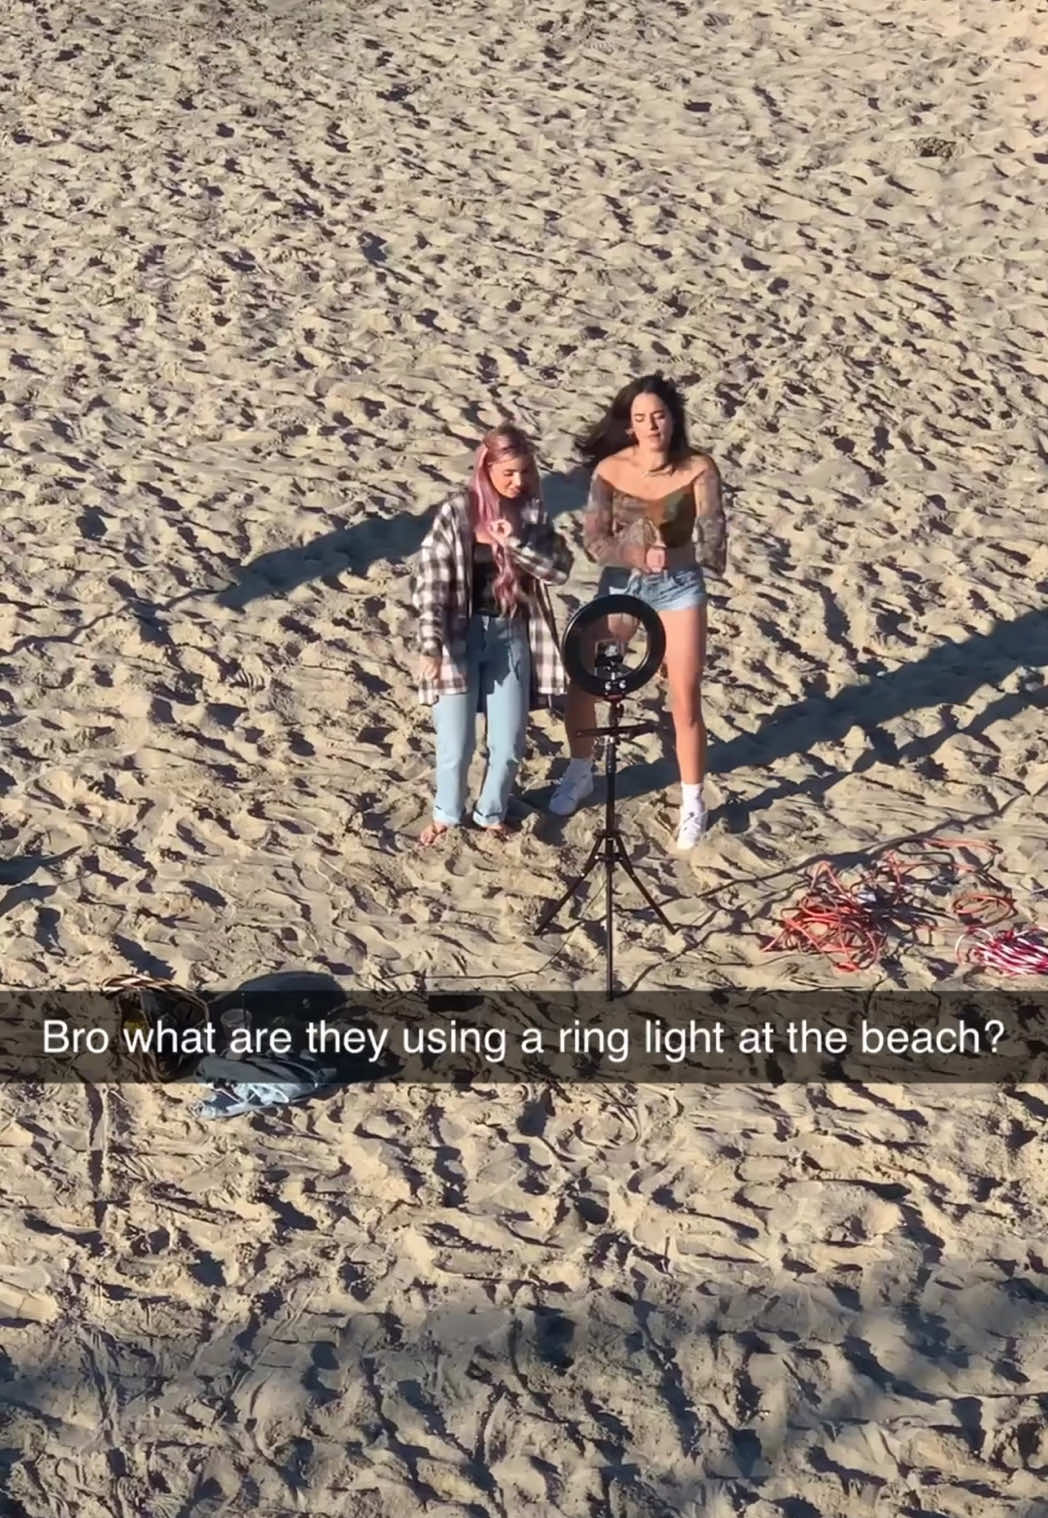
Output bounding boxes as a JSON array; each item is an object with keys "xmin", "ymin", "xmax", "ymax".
[
  {"xmin": 681, "ymin": 783, "xmax": 704, "ymax": 815},
  {"xmin": 566, "ymin": 757, "xmax": 592, "ymax": 778}
]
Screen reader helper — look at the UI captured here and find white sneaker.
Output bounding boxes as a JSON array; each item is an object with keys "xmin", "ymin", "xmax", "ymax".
[
  {"xmin": 549, "ymin": 763, "xmax": 595, "ymax": 817},
  {"xmin": 675, "ymin": 804, "xmax": 707, "ymax": 851}
]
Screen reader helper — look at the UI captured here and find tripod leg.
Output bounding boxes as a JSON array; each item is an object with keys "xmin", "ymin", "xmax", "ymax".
[
  {"xmin": 612, "ymin": 832, "xmax": 674, "ymax": 928},
  {"xmin": 605, "ymin": 826, "xmax": 614, "ymax": 999},
  {"xmin": 535, "ymin": 831, "xmax": 606, "ymax": 933},
  {"xmin": 604, "ymin": 723, "xmax": 617, "ymax": 997}
]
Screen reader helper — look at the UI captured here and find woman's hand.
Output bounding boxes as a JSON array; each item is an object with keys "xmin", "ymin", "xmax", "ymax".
[
  {"xmin": 419, "ymin": 653, "xmax": 441, "ymax": 682},
  {"xmin": 644, "ymin": 545, "xmax": 667, "ymax": 572},
  {"xmin": 489, "ymin": 518, "xmax": 515, "ymax": 544}
]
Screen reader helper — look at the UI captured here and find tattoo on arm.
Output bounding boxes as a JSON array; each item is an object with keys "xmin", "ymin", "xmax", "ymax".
[{"xmin": 693, "ymin": 461, "xmax": 727, "ymax": 576}]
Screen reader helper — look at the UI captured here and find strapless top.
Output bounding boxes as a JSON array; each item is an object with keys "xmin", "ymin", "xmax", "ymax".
[
  {"xmin": 609, "ymin": 484, "xmax": 696, "ymax": 549},
  {"xmin": 581, "ymin": 465, "xmax": 727, "ymax": 575}
]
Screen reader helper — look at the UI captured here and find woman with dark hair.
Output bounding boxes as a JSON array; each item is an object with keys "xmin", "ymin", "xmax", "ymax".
[
  {"xmin": 413, "ymin": 422, "xmax": 573, "ymax": 847},
  {"xmin": 548, "ymin": 375, "xmax": 727, "ymax": 850}
]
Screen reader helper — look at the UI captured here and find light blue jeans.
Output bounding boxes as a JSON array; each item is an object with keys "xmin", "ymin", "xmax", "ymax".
[{"xmin": 434, "ymin": 613, "xmax": 531, "ymax": 827}]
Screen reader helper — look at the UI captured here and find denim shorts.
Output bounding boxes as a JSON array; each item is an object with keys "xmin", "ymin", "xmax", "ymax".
[{"xmin": 597, "ymin": 564, "xmax": 707, "ymax": 613}]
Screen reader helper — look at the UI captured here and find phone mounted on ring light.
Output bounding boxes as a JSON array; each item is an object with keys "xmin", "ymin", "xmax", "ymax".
[{"xmin": 560, "ymin": 593, "xmax": 666, "ymax": 703}]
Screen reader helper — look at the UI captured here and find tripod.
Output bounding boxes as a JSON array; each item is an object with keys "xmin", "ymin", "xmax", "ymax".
[{"xmin": 536, "ymin": 699, "xmax": 672, "ymax": 998}]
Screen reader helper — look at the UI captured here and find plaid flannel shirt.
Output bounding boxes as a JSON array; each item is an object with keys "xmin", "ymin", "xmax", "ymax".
[{"xmin": 413, "ymin": 489, "xmax": 572, "ymax": 708}]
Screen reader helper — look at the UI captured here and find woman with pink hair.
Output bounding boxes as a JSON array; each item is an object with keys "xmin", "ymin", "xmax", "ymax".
[{"xmin": 413, "ymin": 422, "xmax": 572, "ymax": 847}]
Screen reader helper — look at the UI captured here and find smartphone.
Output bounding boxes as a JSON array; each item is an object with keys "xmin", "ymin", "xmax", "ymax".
[{"xmin": 595, "ymin": 639, "xmax": 626, "ymax": 668}]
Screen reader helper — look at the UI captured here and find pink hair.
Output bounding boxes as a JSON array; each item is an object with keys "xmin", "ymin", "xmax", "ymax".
[{"xmin": 468, "ymin": 422, "xmax": 539, "ymax": 618}]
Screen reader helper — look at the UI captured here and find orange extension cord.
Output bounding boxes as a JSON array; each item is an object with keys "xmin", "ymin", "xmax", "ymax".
[{"xmin": 763, "ymin": 836, "xmax": 1047, "ymax": 975}]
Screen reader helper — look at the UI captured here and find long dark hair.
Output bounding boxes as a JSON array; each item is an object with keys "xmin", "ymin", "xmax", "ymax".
[{"xmin": 575, "ymin": 373, "xmax": 691, "ymax": 470}]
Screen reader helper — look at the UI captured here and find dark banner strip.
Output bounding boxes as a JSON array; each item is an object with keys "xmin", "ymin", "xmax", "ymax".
[{"xmin": 2, "ymin": 986, "xmax": 1046, "ymax": 1084}]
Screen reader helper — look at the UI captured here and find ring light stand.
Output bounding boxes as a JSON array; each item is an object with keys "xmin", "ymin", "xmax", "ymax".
[{"xmin": 536, "ymin": 595, "xmax": 672, "ymax": 998}]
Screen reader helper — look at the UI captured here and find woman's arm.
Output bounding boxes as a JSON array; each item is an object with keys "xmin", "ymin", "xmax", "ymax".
[
  {"xmin": 501, "ymin": 513, "xmax": 574, "ymax": 586},
  {"xmin": 581, "ymin": 471, "xmax": 647, "ymax": 570},
  {"xmin": 693, "ymin": 457, "xmax": 727, "ymax": 576},
  {"xmin": 413, "ymin": 512, "xmax": 453, "ymax": 657}
]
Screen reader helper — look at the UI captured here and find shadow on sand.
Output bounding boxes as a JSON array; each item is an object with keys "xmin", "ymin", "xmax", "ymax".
[
  {"xmin": 527, "ymin": 606, "xmax": 1047, "ymax": 825},
  {"xmin": 6, "ymin": 1208, "xmax": 1048, "ymax": 1514},
  {"xmin": 216, "ymin": 507, "xmax": 439, "ymax": 610},
  {"xmin": 214, "ymin": 467, "xmax": 589, "ymax": 611}
]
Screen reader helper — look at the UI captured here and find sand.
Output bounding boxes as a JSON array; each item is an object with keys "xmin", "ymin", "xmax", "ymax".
[{"xmin": 1, "ymin": 0, "xmax": 1047, "ymax": 1512}]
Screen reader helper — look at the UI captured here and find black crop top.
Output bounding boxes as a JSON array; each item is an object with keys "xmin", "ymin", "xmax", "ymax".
[{"xmin": 472, "ymin": 541, "xmax": 502, "ymax": 616}]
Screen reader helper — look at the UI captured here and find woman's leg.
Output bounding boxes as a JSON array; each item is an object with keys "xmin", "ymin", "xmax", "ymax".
[
  {"xmin": 423, "ymin": 624, "xmax": 480, "ymax": 845},
  {"xmin": 422, "ymin": 689, "xmax": 475, "ymax": 844},
  {"xmin": 549, "ymin": 620, "xmax": 616, "ymax": 816},
  {"xmin": 565, "ymin": 677, "xmax": 598, "ymax": 760},
  {"xmin": 474, "ymin": 618, "xmax": 531, "ymax": 828},
  {"xmin": 660, "ymin": 603, "xmax": 708, "ymax": 814},
  {"xmin": 550, "ymin": 571, "xmax": 631, "ymax": 816},
  {"xmin": 562, "ymin": 608, "xmax": 638, "ymax": 757},
  {"xmin": 549, "ymin": 655, "xmax": 598, "ymax": 817}
]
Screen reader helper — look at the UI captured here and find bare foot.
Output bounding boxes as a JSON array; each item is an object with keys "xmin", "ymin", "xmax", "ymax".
[
  {"xmin": 477, "ymin": 821, "xmax": 511, "ymax": 839},
  {"xmin": 419, "ymin": 821, "xmax": 452, "ymax": 847}
]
